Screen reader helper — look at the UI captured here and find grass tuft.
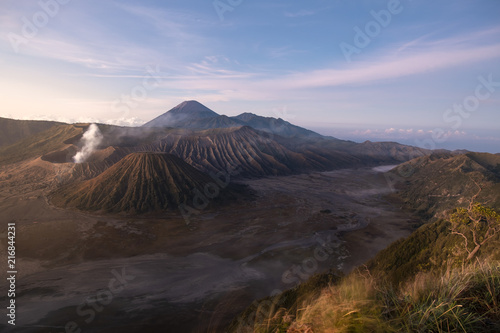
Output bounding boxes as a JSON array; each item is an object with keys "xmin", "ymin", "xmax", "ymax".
[{"xmin": 231, "ymin": 262, "xmax": 500, "ymax": 332}]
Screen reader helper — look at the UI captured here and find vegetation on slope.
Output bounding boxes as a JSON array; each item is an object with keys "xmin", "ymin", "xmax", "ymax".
[
  {"xmin": 230, "ymin": 204, "xmax": 500, "ymax": 332},
  {"xmin": 389, "ymin": 152, "xmax": 500, "ymax": 219},
  {"xmin": 367, "ymin": 204, "xmax": 500, "ymax": 284},
  {"xmin": 244, "ymin": 262, "xmax": 500, "ymax": 333},
  {"xmin": 230, "ymin": 150, "xmax": 500, "ymax": 333}
]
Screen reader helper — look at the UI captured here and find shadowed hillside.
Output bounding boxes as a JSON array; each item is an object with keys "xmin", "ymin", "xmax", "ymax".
[
  {"xmin": 228, "ymin": 151, "xmax": 500, "ymax": 333},
  {"xmin": 0, "ymin": 102, "xmax": 432, "ymax": 182},
  {"xmin": 231, "ymin": 112, "xmax": 321, "ymax": 138},
  {"xmin": 0, "ymin": 124, "xmax": 84, "ymax": 166},
  {"xmin": 139, "ymin": 126, "xmax": 365, "ymax": 178},
  {"xmin": 230, "ymin": 203, "xmax": 500, "ymax": 333},
  {"xmin": 389, "ymin": 152, "xmax": 500, "ymax": 219},
  {"xmin": 277, "ymin": 137, "xmax": 431, "ymax": 166},
  {"xmin": 50, "ymin": 152, "xmax": 243, "ymax": 214},
  {"xmin": 0, "ymin": 117, "xmax": 63, "ymax": 148}
]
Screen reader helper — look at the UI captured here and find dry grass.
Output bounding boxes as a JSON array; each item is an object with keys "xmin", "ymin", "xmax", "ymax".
[
  {"xmin": 292, "ymin": 273, "xmax": 392, "ymax": 333},
  {"xmin": 232, "ymin": 261, "xmax": 500, "ymax": 333}
]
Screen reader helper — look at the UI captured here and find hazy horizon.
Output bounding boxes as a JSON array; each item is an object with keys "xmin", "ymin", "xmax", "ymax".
[
  {"xmin": 1, "ymin": 0, "xmax": 499, "ymax": 153},
  {"xmin": 2, "ymin": 101, "xmax": 499, "ymax": 154}
]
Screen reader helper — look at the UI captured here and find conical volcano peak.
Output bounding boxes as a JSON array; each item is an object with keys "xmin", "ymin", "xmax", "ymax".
[
  {"xmin": 142, "ymin": 100, "xmax": 321, "ymax": 137},
  {"xmin": 171, "ymin": 100, "xmax": 219, "ymax": 117},
  {"xmin": 143, "ymin": 100, "xmax": 219, "ymax": 128},
  {"xmin": 50, "ymin": 152, "xmax": 221, "ymax": 213}
]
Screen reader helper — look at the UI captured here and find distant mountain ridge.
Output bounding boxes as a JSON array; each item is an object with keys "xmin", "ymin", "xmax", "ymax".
[
  {"xmin": 143, "ymin": 100, "xmax": 242, "ymax": 129},
  {"xmin": 390, "ymin": 152, "xmax": 500, "ymax": 218},
  {"xmin": 143, "ymin": 100, "xmax": 320, "ymax": 138},
  {"xmin": 0, "ymin": 124, "xmax": 84, "ymax": 165},
  {"xmin": 231, "ymin": 112, "xmax": 321, "ymax": 138},
  {"xmin": 0, "ymin": 105, "xmax": 431, "ymax": 182},
  {"xmin": 0, "ymin": 117, "xmax": 63, "ymax": 148},
  {"xmin": 136, "ymin": 125, "xmax": 362, "ymax": 178},
  {"xmin": 0, "ymin": 101, "xmax": 433, "ymax": 212}
]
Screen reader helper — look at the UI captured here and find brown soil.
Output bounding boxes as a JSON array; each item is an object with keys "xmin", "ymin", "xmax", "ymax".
[{"xmin": 0, "ymin": 162, "xmax": 417, "ymax": 332}]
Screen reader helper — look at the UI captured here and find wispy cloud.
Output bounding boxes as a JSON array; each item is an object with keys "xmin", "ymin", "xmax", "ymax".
[
  {"xmin": 274, "ymin": 44, "xmax": 500, "ymax": 90},
  {"xmin": 0, "ymin": 2, "xmax": 212, "ymax": 74},
  {"xmin": 150, "ymin": 27, "xmax": 500, "ymax": 104},
  {"xmin": 1, "ymin": 0, "xmax": 499, "ymax": 145},
  {"xmin": 0, "ymin": 27, "xmax": 169, "ymax": 74},
  {"xmin": 116, "ymin": 3, "xmax": 210, "ymax": 46}
]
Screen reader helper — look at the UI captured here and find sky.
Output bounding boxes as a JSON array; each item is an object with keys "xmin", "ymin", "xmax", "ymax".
[{"xmin": 1, "ymin": 0, "xmax": 499, "ymax": 152}]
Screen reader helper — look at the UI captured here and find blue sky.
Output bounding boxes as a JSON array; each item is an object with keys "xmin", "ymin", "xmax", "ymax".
[{"xmin": 1, "ymin": 0, "xmax": 499, "ymax": 152}]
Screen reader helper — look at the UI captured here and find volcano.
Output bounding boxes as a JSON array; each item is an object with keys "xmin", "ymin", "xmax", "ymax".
[
  {"xmin": 50, "ymin": 152, "xmax": 237, "ymax": 214},
  {"xmin": 142, "ymin": 100, "xmax": 232, "ymax": 128},
  {"xmin": 142, "ymin": 100, "xmax": 323, "ymax": 136}
]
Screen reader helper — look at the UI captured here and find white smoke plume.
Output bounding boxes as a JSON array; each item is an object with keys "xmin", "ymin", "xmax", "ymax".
[{"xmin": 73, "ymin": 124, "xmax": 103, "ymax": 163}]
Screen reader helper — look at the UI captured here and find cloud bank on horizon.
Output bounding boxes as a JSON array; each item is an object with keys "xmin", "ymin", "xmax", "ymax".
[{"xmin": 0, "ymin": 0, "xmax": 499, "ymax": 152}]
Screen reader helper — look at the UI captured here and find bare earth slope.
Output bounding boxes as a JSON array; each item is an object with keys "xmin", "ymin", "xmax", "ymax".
[
  {"xmin": 50, "ymin": 152, "xmax": 238, "ymax": 214},
  {"xmin": 0, "ymin": 117, "xmax": 63, "ymax": 148},
  {"xmin": 140, "ymin": 126, "xmax": 363, "ymax": 178},
  {"xmin": 0, "ymin": 124, "xmax": 84, "ymax": 166}
]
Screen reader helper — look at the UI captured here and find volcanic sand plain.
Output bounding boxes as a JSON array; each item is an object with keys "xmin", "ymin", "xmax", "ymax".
[{"xmin": 0, "ymin": 160, "xmax": 418, "ymax": 332}]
